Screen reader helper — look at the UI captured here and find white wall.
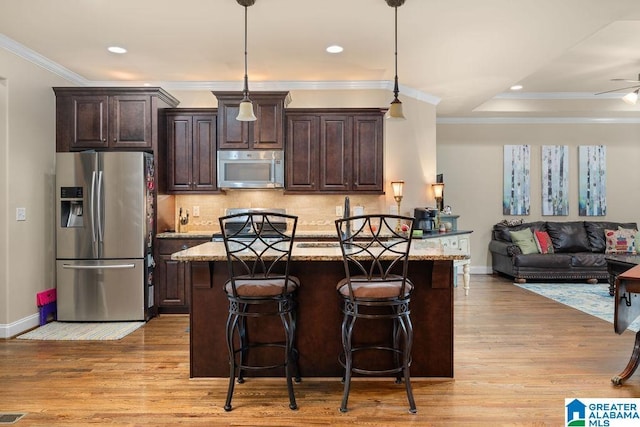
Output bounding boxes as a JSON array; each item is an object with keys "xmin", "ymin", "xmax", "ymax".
[
  {"xmin": 437, "ymin": 122, "xmax": 640, "ymax": 273},
  {"xmin": 0, "ymin": 49, "xmax": 68, "ymax": 337}
]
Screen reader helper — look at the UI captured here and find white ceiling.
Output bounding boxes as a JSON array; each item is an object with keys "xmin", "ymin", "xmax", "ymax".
[{"xmin": 3, "ymin": 0, "xmax": 640, "ymax": 118}]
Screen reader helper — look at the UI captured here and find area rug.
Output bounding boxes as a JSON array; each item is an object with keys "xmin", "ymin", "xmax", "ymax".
[
  {"xmin": 16, "ymin": 321, "xmax": 144, "ymax": 340},
  {"xmin": 514, "ymin": 282, "xmax": 640, "ymax": 332}
]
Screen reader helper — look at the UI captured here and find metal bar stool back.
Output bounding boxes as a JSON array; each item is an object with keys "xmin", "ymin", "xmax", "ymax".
[
  {"xmin": 334, "ymin": 214, "xmax": 417, "ymax": 413},
  {"xmin": 219, "ymin": 211, "xmax": 300, "ymax": 411}
]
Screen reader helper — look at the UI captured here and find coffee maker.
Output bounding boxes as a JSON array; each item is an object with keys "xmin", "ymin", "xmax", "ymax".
[{"xmin": 413, "ymin": 208, "xmax": 438, "ymax": 232}]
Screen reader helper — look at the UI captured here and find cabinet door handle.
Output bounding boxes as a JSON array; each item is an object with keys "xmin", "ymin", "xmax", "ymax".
[{"xmin": 102, "ymin": 138, "xmax": 107, "ymax": 142}]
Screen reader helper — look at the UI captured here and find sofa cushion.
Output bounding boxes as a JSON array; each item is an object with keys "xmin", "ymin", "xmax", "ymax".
[
  {"xmin": 513, "ymin": 253, "xmax": 572, "ymax": 268},
  {"xmin": 571, "ymin": 252, "xmax": 607, "ymax": 268},
  {"xmin": 493, "ymin": 221, "xmax": 547, "ymax": 242},
  {"xmin": 546, "ymin": 221, "xmax": 591, "ymax": 253},
  {"xmin": 533, "ymin": 230, "xmax": 554, "ymax": 254},
  {"xmin": 584, "ymin": 221, "xmax": 638, "ymax": 253},
  {"xmin": 509, "ymin": 229, "xmax": 539, "ymax": 254},
  {"xmin": 605, "ymin": 228, "xmax": 637, "ymax": 254}
]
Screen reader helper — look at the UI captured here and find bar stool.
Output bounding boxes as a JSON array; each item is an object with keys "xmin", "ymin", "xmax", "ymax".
[
  {"xmin": 219, "ymin": 212, "xmax": 300, "ymax": 411},
  {"xmin": 334, "ymin": 214, "xmax": 416, "ymax": 413}
]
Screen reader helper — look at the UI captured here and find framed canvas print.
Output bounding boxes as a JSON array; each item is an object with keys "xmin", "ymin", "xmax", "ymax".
[
  {"xmin": 503, "ymin": 145, "xmax": 530, "ymax": 215},
  {"xmin": 579, "ymin": 145, "xmax": 606, "ymax": 216},
  {"xmin": 541, "ymin": 145, "xmax": 569, "ymax": 215}
]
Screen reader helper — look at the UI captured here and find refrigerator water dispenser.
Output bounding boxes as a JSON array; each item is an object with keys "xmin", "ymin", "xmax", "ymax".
[{"xmin": 60, "ymin": 186, "xmax": 84, "ymax": 228}]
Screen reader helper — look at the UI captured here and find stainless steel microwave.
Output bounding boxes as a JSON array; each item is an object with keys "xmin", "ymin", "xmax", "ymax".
[{"xmin": 217, "ymin": 150, "xmax": 285, "ymax": 189}]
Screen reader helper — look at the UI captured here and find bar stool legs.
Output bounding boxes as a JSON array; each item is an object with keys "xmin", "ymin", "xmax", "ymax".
[
  {"xmin": 338, "ymin": 300, "xmax": 417, "ymax": 414},
  {"xmin": 224, "ymin": 299, "xmax": 299, "ymax": 412}
]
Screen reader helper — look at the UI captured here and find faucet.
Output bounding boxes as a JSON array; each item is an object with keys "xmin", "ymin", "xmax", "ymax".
[{"xmin": 343, "ymin": 196, "xmax": 351, "ymax": 242}]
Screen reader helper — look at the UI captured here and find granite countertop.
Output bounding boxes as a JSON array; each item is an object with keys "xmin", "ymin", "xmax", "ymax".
[
  {"xmin": 157, "ymin": 230, "xmax": 472, "ymax": 240},
  {"xmin": 170, "ymin": 240, "xmax": 470, "ymax": 262}
]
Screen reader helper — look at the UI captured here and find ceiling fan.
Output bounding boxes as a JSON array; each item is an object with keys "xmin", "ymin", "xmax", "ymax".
[{"xmin": 596, "ymin": 73, "xmax": 640, "ymax": 104}]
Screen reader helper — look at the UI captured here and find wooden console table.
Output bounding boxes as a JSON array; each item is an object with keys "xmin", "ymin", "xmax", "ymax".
[
  {"xmin": 611, "ymin": 264, "xmax": 640, "ymax": 385},
  {"xmin": 606, "ymin": 254, "xmax": 640, "ymax": 296}
]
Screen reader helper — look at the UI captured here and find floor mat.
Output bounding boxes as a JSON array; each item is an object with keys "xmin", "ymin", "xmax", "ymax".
[
  {"xmin": 16, "ymin": 321, "xmax": 144, "ymax": 340},
  {"xmin": 514, "ymin": 282, "xmax": 640, "ymax": 332}
]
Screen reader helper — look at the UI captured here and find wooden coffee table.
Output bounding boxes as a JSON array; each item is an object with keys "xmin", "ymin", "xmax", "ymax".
[
  {"xmin": 606, "ymin": 254, "xmax": 640, "ymax": 296},
  {"xmin": 611, "ymin": 264, "xmax": 640, "ymax": 385}
]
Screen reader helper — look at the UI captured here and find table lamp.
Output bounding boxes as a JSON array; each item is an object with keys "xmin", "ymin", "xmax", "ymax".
[
  {"xmin": 391, "ymin": 180, "xmax": 404, "ymax": 231},
  {"xmin": 432, "ymin": 182, "xmax": 445, "ymax": 212}
]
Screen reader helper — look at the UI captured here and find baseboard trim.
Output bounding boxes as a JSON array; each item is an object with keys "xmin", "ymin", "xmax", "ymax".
[
  {"xmin": 471, "ymin": 266, "xmax": 493, "ymax": 275},
  {"xmin": 0, "ymin": 313, "xmax": 40, "ymax": 339}
]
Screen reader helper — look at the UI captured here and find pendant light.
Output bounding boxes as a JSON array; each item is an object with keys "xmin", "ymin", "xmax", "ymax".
[
  {"xmin": 386, "ymin": 0, "xmax": 406, "ymax": 120},
  {"xmin": 236, "ymin": 0, "xmax": 257, "ymax": 121}
]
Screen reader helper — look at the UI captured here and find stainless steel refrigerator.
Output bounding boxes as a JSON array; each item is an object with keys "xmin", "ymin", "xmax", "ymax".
[{"xmin": 55, "ymin": 152, "xmax": 155, "ymax": 321}]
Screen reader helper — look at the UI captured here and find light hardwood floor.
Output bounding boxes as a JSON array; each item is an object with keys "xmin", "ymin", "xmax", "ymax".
[{"xmin": 3, "ymin": 274, "xmax": 640, "ymax": 426}]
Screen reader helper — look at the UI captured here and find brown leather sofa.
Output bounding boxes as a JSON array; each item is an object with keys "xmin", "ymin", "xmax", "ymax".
[{"xmin": 489, "ymin": 220, "xmax": 637, "ymax": 283}]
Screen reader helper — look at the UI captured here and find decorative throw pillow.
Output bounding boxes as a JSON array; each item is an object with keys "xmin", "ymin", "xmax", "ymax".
[
  {"xmin": 499, "ymin": 218, "xmax": 525, "ymax": 227},
  {"xmin": 605, "ymin": 228, "xmax": 637, "ymax": 254},
  {"xmin": 533, "ymin": 230, "xmax": 554, "ymax": 254},
  {"xmin": 509, "ymin": 228, "xmax": 539, "ymax": 255}
]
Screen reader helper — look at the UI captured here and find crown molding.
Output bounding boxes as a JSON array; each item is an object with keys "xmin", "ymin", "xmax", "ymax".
[
  {"xmin": 436, "ymin": 116, "xmax": 640, "ymax": 124},
  {"xmin": 0, "ymin": 34, "xmax": 88, "ymax": 85},
  {"xmin": 494, "ymin": 91, "xmax": 623, "ymax": 100}
]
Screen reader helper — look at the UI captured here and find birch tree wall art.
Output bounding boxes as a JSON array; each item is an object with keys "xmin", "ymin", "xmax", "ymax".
[
  {"xmin": 503, "ymin": 145, "xmax": 530, "ymax": 215},
  {"xmin": 579, "ymin": 145, "xmax": 606, "ymax": 216},
  {"xmin": 541, "ymin": 145, "xmax": 569, "ymax": 215}
]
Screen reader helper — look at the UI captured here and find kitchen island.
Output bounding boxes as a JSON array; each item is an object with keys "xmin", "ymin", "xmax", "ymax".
[{"xmin": 171, "ymin": 240, "xmax": 468, "ymax": 378}]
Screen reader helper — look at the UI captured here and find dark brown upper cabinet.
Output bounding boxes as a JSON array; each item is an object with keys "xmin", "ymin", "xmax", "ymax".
[
  {"xmin": 213, "ymin": 91, "xmax": 290, "ymax": 150},
  {"xmin": 54, "ymin": 87, "xmax": 179, "ymax": 152},
  {"xmin": 285, "ymin": 108, "xmax": 384, "ymax": 194},
  {"xmin": 164, "ymin": 109, "xmax": 218, "ymax": 193}
]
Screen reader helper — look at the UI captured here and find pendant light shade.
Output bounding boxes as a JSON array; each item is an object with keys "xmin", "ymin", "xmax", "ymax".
[
  {"xmin": 236, "ymin": 0, "xmax": 257, "ymax": 121},
  {"xmin": 386, "ymin": 0, "xmax": 406, "ymax": 120}
]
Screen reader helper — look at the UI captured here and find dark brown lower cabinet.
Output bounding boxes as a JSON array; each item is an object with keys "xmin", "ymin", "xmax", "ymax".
[{"xmin": 156, "ymin": 238, "xmax": 209, "ymax": 313}]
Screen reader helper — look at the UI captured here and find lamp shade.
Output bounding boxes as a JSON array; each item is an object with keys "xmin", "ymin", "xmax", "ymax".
[
  {"xmin": 386, "ymin": 99, "xmax": 405, "ymax": 120},
  {"xmin": 432, "ymin": 183, "xmax": 445, "ymax": 198},
  {"xmin": 623, "ymin": 90, "xmax": 639, "ymax": 105},
  {"xmin": 391, "ymin": 180, "xmax": 404, "ymax": 198},
  {"xmin": 236, "ymin": 99, "xmax": 257, "ymax": 121}
]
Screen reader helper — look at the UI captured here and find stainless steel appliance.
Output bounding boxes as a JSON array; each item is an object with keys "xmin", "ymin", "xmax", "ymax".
[
  {"xmin": 55, "ymin": 152, "xmax": 154, "ymax": 321},
  {"xmin": 217, "ymin": 150, "xmax": 285, "ymax": 189},
  {"xmin": 413, "ymin": 208, "xmax": 438, "ymax": 232},
  {"xmin": 211, "ymin": 208, "xmax": 287, "ymax": 241}
]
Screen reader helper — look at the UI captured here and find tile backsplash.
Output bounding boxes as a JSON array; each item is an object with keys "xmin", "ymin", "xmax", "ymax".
[{"xmin": 163, "ymin": 191, "xmax": 388, "ymax": 233}]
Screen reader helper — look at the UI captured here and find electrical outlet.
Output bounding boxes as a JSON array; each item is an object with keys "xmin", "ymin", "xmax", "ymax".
[
  {"xmin": 336, "ymin": 205, "xmax": 343, "ymax": 217},
  {"xmin": 193, "ymin": 206, "xmax": 200, "ymax": 217},
  {"xmin": 389, "ymin": 204, "xmax": 398, "ymax": 215},
  {"xmin": 16, "ymin": 207, "xmax": 26, "ymax": 221}
]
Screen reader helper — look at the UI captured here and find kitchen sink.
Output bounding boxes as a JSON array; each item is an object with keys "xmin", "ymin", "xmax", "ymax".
[
  {"xmin": 296, "ymin": 242, "xmax": 340, "ymax": 248},
  {"xmin": 296, "ymin": 241, "xmax": 385, "ymax": 248}
]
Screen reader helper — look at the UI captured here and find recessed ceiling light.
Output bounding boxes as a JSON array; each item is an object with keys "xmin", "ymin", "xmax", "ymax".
[
  {"xmin": 510, "ymin": 84, "xmax": 523, "ymax": 91},
  {"xmin": 326, "ymin": 45, "xmax": 344, "ymax": 54},
  {"xmin": 107, "ymin": 46, "xmax": 127, "ymax": 54}
]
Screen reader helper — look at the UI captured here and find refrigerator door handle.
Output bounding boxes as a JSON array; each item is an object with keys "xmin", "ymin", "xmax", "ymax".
[
  {"xmin": 61, "ymin": 263, "xmax": 136, "ymax": 270},
  {"xmin": 97, "ymin": 170, "xmax": 104, "ymax": 243},
  {"xmin": 90, "ymin": 171, "xmax": 98, "ymax": 245}
]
